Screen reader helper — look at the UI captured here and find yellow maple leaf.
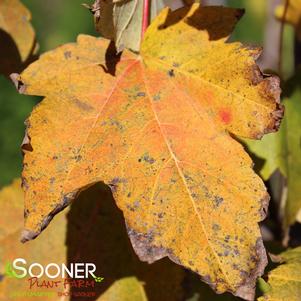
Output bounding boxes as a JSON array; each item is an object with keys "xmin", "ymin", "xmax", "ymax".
[
  {"xmin": 0, "ymin": 0, "xmax": 37, "ymax": 76},
  {"xmin": 275, "ymin": 0, "xmax": 301, "ymax": 40},
  {"xmin": 13, "ymin": 4, "xmax": 283, "ymax": 300}
]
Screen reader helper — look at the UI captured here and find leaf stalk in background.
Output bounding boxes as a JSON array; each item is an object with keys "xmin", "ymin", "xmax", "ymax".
[
  {"xmin": 142, "ymin": 0, "xmax": 150, "ymax": 39},
  {"xmin": 279, "ymin": 0, "xmax": 290, "ymax": 75}
]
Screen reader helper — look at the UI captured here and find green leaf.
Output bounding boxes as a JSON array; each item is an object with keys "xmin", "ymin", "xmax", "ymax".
[
  {"xmin": 93, "ymin": 0, "xmax": 187, "ymax": 52},
  {"xmin": 281, "ymin": 86, "xmax": 301, "ymax": 229},
  {"xmin": 242, "ymin": 131, "xmax": 286, "ymax": 181},
  {"xmin": 258, "ymin": 247, "xmax": 301, "ymax": 301}
]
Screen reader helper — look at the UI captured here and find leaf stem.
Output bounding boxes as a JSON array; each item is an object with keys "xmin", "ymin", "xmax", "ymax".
[
  {"xmin": 278, "ymin": 0, "xmax": 290, "ymax": 75},
  {"xmin": 142, "ymin": 0, "xmax": 150, "ymax": 39},
  {"xmin": 294, "ymin": 36, "xmax": 301, "ymax": 68}
]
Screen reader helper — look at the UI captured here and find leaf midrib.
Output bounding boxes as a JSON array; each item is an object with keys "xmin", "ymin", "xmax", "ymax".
[{"xmin": 140, "ymin": 62, "xmax": 235, "ymax": 290}]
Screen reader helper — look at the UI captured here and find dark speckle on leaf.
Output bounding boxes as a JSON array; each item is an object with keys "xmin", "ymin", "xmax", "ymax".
[
  {"xmin": 109, "ymin": 177, "xmax": 127, "ymax": 192},
  {"xmin": 224, "ymin": 235, "xmax": 230, "ymax": 243},
  {"xmin": 153, "ymin": 94, "xmax": 161, "ymax": 101},
  {"xmin": 184, "ymin": 174, "xmax": 193, "ymax": 182},
  {"xmin": 136, "ymin": 92, "xmax": 146, "ymax": 97},
  {"xmin": 234, "ymin": 248, "xmax": 240, "ymax": 256},
  {"xmin": 110, "ymin": 119, "xmax": 123, "ymax": 131},
  {"xmin": 110, "ymin": 177, "xmax": 126, "ymax": 185},
  {"xmin": 224, "ymin": 250, "xmax": 230, "ymax": 256},
  {"xmin": 74, "ymin": 155, "xmax": 82, "ymax": 162},
  {"xmin": 214, "ymin": 196, "xmax": 224, "ymax": 207},
  {"xmin": 168, "ymin": 69, "xmax": 175, "ymax": 77},
  {"xmin": 139, "ymin": 153, "xmax": 155, "ymax": 164},
  {"xmin": 72, "ymin": 98, "xmax": 94, "ymax": 112},
  {"xmin": 212, "ymin": 223, "xmax": 221, "ymax": 231},
  {"xmin": 64, "ymin": 51, "xmax": 72, "ymax": 59},
  {"xmin": 126, "ymin": 200, "xmax": 140, "ymax": 212}
]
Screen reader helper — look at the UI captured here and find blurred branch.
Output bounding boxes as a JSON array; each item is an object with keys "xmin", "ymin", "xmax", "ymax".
[
  {"xmin": 278, "ymin": 0, "xmax": 290, "ymax": 74},
  {"xmin": 202, "ymin": 0, "xmax": 226, "ymax": 5},
  {"xmin": 258, "ymin": 0, "xmax": 281, "ymax": 72},
  {"xmin": 294, "ymin": 36, "xmax": 301, "ymax": 67}
]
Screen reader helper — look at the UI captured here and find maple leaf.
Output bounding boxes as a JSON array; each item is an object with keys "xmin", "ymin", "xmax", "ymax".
[
  {"xmin": 0, "ymin": 180, "xmax": 185, "ymax": 301},
  {"xmin": 12, "ymin": 4, "xmax": 283, "ymax": 300},
  {"xmin": 275, "ymin": 0, "xmax": 301, "ymax": 40},
  {"xmin": 0, "ymin": 0, "xmax": 37, "ymax": 76},
  {"xmin": 258, "ymin": 247, "xmax": 301, "ymax": 301},
  {"xmin": 93, "ymin": 0, "xmax": 191, "ymax": 52}
]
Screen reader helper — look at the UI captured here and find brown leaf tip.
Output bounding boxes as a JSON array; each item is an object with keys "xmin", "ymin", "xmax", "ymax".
[
  {"xmin": 234, "ymin": 8, "xmax": 245, "ymax": 21},
  {"xmin": 264, "ymin": 75, "xmax": 284, "ymax": 134},
  {"xmin": 10, "ymin": 73, "xmax": 26, "ymax": 94},
  {"xmin": 270, "ymin": 101, "xmax": 284, "ymax": 133},
  {"xmin": 260, "ymin": 192, "xmax": 270, "ymax": 221},
  {"xmin": 126, "ymin": 225, "xmax": 181, "ymax": 265},
  {"xmin": 21, "ymin": 129, "xmax": 33, "ymax": 153},
  {"xmin": 235, "ymin": 238, "xmax": 268, "ymax": 301},
  {"xmin": 21, "ymin": 191, "xmax": 77, "ymax": 242},
  {"xmin": 249, "ymin": 66, "xmax": 283, "ymax": 138},
  {"xmin": 21, "ymin": 228, "xmax": 39, "ymax": 243},
  {"xmin": 127, "ymin": 226, "xmax": 167, "ymax": 263}
]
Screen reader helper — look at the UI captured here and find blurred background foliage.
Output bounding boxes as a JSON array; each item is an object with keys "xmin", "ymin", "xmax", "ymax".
[{"xmin": 0, "ymin": 0, "xmax": 295, "ymax": 187}]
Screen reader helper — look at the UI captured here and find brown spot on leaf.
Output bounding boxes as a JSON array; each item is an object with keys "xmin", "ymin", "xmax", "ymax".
[
  {"xmin": 72, "ymin": 97, "xmax": 94, "ymax": 112},
  {"xmin": 214, "ymin": 196, "xmax": 224, "ymax": 207},
  {"xmin": 168, "ymin": 69, "xmax": 175, "ymax": 77},
  {"xmin": 64, "ymin": 51, "xmax": 72, "ymax": 59}
]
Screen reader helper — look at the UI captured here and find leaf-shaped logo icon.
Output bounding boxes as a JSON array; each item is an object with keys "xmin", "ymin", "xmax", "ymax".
[
  {"xmin": 93, "ymin": 275, "xmax": 104, "ymax": 283},
  {"xmin": 5, "ymin": 262, "xmax": 14, "ymax": 278},
  {"xmin": 4, "ymin": 262, "xmax": 24, "ymax": 279}
]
